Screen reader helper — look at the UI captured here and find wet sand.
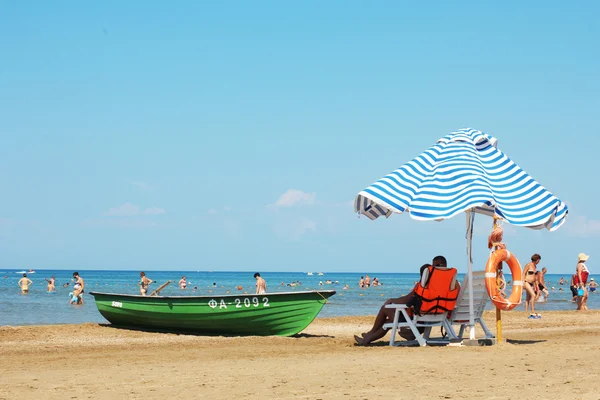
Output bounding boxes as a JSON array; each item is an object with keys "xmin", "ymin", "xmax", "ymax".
[{"xmin": 1, "ymin": 310, "xmax": 599, "ymax": 400}]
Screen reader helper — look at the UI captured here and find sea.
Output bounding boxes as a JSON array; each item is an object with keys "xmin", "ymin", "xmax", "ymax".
[{"xmin": 0, "ymin": 269, "xmax": 595, "ymax": 326}]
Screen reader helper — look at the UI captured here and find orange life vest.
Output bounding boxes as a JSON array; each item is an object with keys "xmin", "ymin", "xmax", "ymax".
[{"xmin": 413, "ymin": 266, "xmax": 459, "ymax": 315}]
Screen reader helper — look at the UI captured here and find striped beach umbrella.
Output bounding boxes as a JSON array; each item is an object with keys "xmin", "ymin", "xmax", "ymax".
[{"xmin": 355, "ymin": 128, "xmax": 568, "ymax": 339}]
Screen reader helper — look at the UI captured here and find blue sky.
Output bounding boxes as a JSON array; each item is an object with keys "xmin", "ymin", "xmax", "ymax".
[{"xmin": 1, "ymin": 1, "xmax": 598, "ymax": 274}]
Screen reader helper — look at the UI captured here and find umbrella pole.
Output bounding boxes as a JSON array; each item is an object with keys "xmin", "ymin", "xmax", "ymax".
[
  {"xmin": 493, "ymin": 217, "xmax": 503, "ymax": 343},
  {"xmin": 466, "ymin": 211, "xmax": 475, "ymax": 340}
]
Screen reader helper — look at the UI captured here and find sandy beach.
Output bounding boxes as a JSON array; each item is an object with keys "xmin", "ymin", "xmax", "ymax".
[{"xmin": 1, "ymin": 311, "xmax": 599, "ymax": 400}]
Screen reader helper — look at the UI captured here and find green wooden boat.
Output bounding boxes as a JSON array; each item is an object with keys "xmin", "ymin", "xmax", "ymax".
[{"xmin": 89, "ymin": 290, "xmax": 336, "ymax": 337}]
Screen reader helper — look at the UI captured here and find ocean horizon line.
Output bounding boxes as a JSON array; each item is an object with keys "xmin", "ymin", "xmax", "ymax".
[
  {"xmin": 1, "ymin": 268, "xmax": 422, "ymax": 275},
  {"xmin": 0, "ymin": 268, "xmax": 581, "ymax": 277}
]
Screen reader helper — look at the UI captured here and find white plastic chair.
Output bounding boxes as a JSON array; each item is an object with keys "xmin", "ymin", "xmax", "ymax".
[
  {"xmin": 383, "ymin": 304, "xmax": 453, "ymax": 346},
  {"xmin": 446, "ymin": 270, "xmax": 494, "ymax": 340}
]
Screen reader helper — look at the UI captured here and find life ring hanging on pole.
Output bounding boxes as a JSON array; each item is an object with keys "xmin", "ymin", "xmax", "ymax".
[{"xmin": 485, "ymin": 249, "xmax": 523, "ymax": 311}]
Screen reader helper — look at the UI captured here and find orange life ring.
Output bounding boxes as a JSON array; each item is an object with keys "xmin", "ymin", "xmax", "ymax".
[{"xmin": 485, "ymin": 249, "xmax": 523, "ymax": 311}]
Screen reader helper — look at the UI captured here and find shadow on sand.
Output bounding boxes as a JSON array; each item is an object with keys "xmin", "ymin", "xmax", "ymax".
[
  {"xmin": 98, "ymin": 323, "xmax": 334, "ymax": 339},
  {"xmin": 505, "ymin": 338, "xmax": 547, "ymax": 345},
  {"xmin": 291, "ymin": 333, "xmax": 335, "ymax": 339},
  {"xmin": 354, "ymin": 338, "xmax": 548, "ymax": 347}
]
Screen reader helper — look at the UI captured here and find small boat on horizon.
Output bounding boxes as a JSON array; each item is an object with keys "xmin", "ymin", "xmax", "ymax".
[
  {"xmin": 307, "ymin": 272, "xmax": 314, "ymax": 275},
  {"xmin": 90, "ymin": 288, "xmax": 335, "ymax": 337},
  {"xmin": 317, "ymin": 272, "xmax": 324, "ymax": 276}
]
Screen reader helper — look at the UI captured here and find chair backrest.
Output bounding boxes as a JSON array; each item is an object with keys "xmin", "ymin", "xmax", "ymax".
[{"xmin": 449, "ymin": 271, "xmax": 488, "ymax": 323}]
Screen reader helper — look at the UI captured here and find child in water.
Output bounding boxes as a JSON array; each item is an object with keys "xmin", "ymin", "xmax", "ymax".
[{"xmin": 69, "ymin": 292, "xmax": 80, "ymax": 304}]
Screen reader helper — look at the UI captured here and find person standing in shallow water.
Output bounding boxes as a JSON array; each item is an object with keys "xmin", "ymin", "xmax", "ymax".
[
  {"xmin": 139, "ymin": 272, "xmax": 153, "ymax": 296},
  {"xmin": 46, "ymin": 276, "xmax": 56, "ymax": 292},
  {"xmin": 254, "ymin": 273, "xmax": 266, "ymax": 294},
  {"xmin": 18, "ymin": 273, "xmax": 33, "ymax": 294},
  {"xmin": 179, "ymin": 276, "xmax": 187, "ymax": 290},
  {"xmin": 72, "ymin": 272, "xmax": 85, "ymax": 304}
]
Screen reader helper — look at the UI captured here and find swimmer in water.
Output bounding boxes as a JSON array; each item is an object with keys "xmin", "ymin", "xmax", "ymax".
[
  {"xmin": 18, "ymin": 273, "xmax": 33, "ymax": 294},
  {"xmin": 589, "ymin": 278, "xmax": 598, "ymax": 293}
]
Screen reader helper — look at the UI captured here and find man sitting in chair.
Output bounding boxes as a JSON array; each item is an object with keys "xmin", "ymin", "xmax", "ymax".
[{"xmin": 354, "ymin": 256, "xmax": 459, "ymax": 345}]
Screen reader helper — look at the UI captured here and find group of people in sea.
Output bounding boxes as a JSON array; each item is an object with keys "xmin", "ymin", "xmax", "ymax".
[
  {"xmin": 359, "ymin": 274, "xmax": 381, "ymax": 288},
  {"xmin": 17, "ymin": 272, "xmax": 85, "ymax": 304},
  {"xmin": 281, "ymin": 280, "xmax": 302, "ymax": 287},
  {"xmin": 319, "ymin": 280, "xmax": 339, "ymax": 286}
]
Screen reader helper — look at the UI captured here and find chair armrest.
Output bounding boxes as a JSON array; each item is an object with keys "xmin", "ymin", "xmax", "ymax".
[{"xmin": 384, "ymin": 304, "xmax": 410, "ymax": 310}]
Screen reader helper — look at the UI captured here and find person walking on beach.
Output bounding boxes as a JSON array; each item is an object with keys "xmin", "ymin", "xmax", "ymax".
[
  {"xmin": 139, "ymin": 272, "xmax": 153, "ymax": 296},
  {"xmin": 523, "ymin": 254, "xmax": 541, "ymax": 318},
  {"xmin": 18, "ymin": 273, "xmax": 33, "ymax": 294},
  {"xmin": 575, "ymin": 253, "xmax": 590, "ymax": 311},
  {"xmin": 72, "ymin": 272, "xmax": 85, "ymax": 304},
  {"xmin": 45, "ymin": 276, "xmax": 56, "ymax": 292},
  {"xmin": 254, "ymin": 273, "xmax": 266, "ymax": 294}
]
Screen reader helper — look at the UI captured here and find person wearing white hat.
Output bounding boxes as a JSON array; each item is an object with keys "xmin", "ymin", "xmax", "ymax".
[{"xmin": 576, "ymin": 253, "xmax": 590, "ymax": 310}]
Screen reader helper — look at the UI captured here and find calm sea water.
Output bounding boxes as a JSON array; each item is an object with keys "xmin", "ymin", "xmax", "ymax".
[{"xmin": 0, "ymin": 270, "xmax": 595, "ymax": 326}]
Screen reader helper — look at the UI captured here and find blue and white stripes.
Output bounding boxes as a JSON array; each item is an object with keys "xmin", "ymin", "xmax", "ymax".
[{"xmin": 355, "ymin": 128, "xmax": 568, "ymax": 231}]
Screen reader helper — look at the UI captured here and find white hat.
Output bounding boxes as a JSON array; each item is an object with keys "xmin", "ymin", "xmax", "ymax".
[
  {"xmin": 578, "ymin": 253, "xmax": 590, "ymax": 262},
  {"xmin": 591, "ymin": 278, "xmax": 595, "ymax": 281}
]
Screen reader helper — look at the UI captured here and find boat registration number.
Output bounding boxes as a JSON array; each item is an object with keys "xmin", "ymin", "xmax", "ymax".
[
  {"xmin": 208, "ymin": 297, "xmax": 270, "ymax": 310},
  {"xmin": 111, "ymin": 301, "xmax": 123, "ymax": 308}
]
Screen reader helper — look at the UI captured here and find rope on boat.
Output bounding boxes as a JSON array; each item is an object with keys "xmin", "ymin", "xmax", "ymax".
[{"xmin": 315, "ymin": 290, "xmax": 329, "ymax": 303}]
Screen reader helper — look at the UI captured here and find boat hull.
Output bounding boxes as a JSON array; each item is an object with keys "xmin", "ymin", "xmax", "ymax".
[{"xmin": 89, "ymin": 290, "xmax": 335, "ymax": 337}]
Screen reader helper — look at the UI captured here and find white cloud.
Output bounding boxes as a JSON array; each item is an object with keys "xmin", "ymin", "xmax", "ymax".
[
  {"xmin": 273, "ymin": 189, "xmax": 316, "ymax": 208},
  {"xmin": 565, "ymin": 216, "xmax": 600, "ymax": 237},
  {"xmin": 143, "ymin": 207, "xmax": 166, "ymax": 215},
  {"xmin": 208, "ymin": 209, "xmax": 218, "ymax": 215},
  {"xmin": 104, "ymin": 203, "xmax": 140, "ymax": 217},
  {"xmin": 104, "ymin": 203, "xmax": 166, "ymax": 217},
  {"xmin": 296, "ymin": 218, "xmax": 317, "ymax": 236}
]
